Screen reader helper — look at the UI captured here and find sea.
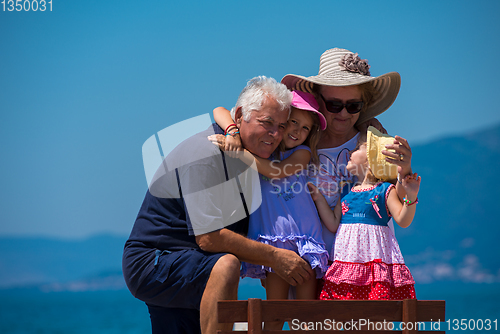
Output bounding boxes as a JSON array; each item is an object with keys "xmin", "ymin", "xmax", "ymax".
[{"xmin": 1, "ymin": 280, "xmax": 499, "ymax": 333}]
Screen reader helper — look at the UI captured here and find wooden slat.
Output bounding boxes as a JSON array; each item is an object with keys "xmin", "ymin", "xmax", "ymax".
[
  {"xmin": 248, "ymin": 298, "xmax": 262, "ymax": 334},
  {"xmin": 403, "ymin": 299, "xmax": 417, "ymax": 334},
  {"xmin": 261, "ymin": 332, "xmax": 444, "ymax": 334},
  {"xmin": 260, "ymin": 331, "xmax": 445, "ymax": 334},
  {"xmin": 265, "ymin": 331, "xmax": 396, "ymax": 334},
  {"xmin": 260, "ymin": 300, "xmax": 403, "ymax": 322},
  {"xmin": 217, "ymin": 330, "xmax": 446, "ymax": 334},
  {"xmin": 218, "ymin": 300, "xmax": 446, "ymax": 323},
  {"xmin": 218, "ymin": 300, "xmax": 248, "ymax": 323},
  {"xmin": 217, "ymin": 299, "xmax": 446, "ymax": 333},
  {"xmin": 416, "ymin": 300, "xmax": 446, "ymax": 321}
]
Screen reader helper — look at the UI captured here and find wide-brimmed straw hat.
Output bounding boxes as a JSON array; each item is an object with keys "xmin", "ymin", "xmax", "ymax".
[
  {"xmin": 291, "ymin": 90, "xmax": 327, "ymax": 131},
  {"xmin": 367, "ymin": 126, "xmax": 398, "ymax": 181},
  {"xmin": 281, "ymin": 48, "xmax": 401, "ymax": 125}
]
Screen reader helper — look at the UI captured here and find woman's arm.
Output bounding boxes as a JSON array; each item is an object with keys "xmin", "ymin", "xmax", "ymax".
[
  {"xmin": 386, "ymin": 173, "xmax": 421, "ymax": 228},
  {"xmin": 383, "ymin": 135, "xmax": 413, "ymax": 202},
  {"xmin": 307, "ymin": 183, "xmax": 341, "ymax": 233}
]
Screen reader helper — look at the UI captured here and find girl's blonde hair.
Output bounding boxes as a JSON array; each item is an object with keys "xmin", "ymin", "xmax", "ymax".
[{"xmin": 303, "ymin": 110, "xmax": 321, "ymax": 165}]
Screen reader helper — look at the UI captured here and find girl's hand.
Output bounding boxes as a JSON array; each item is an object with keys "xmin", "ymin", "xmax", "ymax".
[
  {"xmin": 401, "ymin": 173, "xmax": 421, "ymax": 200},
  {"xmin": 208, "ymin": 134, "xmax": 244, "ymax": 159},
  {"xmin": 308, "ymin": 182, "xmax": 341, "ymax": 233},
  {"xmin": 207, "ymin": 134, "xmax": 226, "ymax": 150},
  {"xmin": 225, "ymin": 133, "xmax": 243, "ymax": 152},
  {"xmin": 307, "ymin": 182, "xmax": 323, "ymax": 203},
  {"xmin": 382, "ymin": 135, "xmax": 412, "ymax": 176}
]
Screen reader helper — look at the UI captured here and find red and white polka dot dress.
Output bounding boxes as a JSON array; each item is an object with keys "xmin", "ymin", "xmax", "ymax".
[{"xmin": 320, "ymin": 183, "xmax": 416, "ymax": 301}]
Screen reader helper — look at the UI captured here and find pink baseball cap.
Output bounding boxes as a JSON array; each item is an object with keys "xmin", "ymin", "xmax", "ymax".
[{"xmin": 291, "ymin": 90, "xmax": 327, "ymax": 131}]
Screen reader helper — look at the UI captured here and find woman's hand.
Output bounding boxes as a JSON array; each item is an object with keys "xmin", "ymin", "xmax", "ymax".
[
  {"xmin": 401, "ymin": 173, "xmax": 421, "ymax": 201},
  {"xmin": 382, "ymin": 135, "xmax": 412, "ymax": 176}
]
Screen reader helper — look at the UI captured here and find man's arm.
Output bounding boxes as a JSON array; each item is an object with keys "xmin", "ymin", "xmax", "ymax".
[
  {"xmin": 178, "ymin": 139, "xmax": 313, "ymax": 286},
  {"xmin": 195, "ymin": 229, "xmax": 314, "ymax": 286}
]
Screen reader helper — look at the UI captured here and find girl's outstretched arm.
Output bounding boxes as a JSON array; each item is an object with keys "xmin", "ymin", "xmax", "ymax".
[
  {"xmin": 213, "ymin": 106, "xmax": 243, "ymax": 152},
  {"xmin": 386, "ymin": 173, "xmax": 421, "ymax": 228},
  {"xmin": 307, "ymin": 183, "xmax": 341, "ymax": 233},
  {"xmin": 255, "ymin": 148, "xmax": 311, "ymax": 178},
  {"xmin": 207, "ymin": 134, "xmax": 311, "ymax": 178}
]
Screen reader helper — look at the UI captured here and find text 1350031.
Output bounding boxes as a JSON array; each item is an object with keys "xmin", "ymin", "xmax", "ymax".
[
  {"xmin": 444, "ymin": 319, "xmax": 498, "ymax": 331},
  {"xmin": 2, "ymin": 0, "xmax": 52, "ymax": 11}
]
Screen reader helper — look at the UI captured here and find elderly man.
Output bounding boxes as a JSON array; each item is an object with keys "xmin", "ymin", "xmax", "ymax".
[{"xmin": 122, "ymin": 76, "xmax": 314, "ymax": 334}]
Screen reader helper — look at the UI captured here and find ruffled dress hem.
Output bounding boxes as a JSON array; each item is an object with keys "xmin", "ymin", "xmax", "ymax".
[
  {"xmin": 240, "ymin": 234, "xmax": 329, "ymax": 279},
  {"xmin": 319, "ymin": 280, "xmax": 416, "ymax": 300},
  {"xmin": 323, "ymin": 260, "xmax": 415, "ymax": 287}
]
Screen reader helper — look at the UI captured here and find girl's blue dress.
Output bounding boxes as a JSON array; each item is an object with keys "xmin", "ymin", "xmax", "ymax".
[{"xmin": 320, "ymin": 182, "xmax": 416, "ymax": 300}]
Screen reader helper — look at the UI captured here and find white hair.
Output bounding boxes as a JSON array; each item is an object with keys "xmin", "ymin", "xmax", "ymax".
[{"xmin": 230, "ymin": 76, "xmax": 292, "ymax": 121}]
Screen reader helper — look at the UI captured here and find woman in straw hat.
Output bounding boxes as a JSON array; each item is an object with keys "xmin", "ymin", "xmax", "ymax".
[{"xmin": 281, "ymin": 48, "xmax": 413, "ymax": 260}]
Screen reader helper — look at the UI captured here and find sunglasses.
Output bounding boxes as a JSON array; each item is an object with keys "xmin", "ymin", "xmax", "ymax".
[{"xmin": 320, "ymin": 95, "xmax": 364, "ymax": 114}]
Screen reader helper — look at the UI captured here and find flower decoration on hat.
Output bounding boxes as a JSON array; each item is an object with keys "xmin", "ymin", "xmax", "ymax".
[{"xmin": 339, "ymin": 53, "xmax": 371, "ymax": 76}]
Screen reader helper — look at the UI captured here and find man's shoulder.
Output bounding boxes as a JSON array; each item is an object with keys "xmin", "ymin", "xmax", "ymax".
[{"xmin": 166, "ymin": 124, "xmax": 223, "ymax": 167}]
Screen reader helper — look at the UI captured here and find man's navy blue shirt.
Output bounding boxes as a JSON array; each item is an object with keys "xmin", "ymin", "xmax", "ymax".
[{"xmin": 122, "ymin": 124, "xmax": 250, "ymax": 296}]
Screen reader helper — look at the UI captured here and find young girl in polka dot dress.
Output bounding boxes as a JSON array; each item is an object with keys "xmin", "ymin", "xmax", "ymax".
[{"xmin": 309, "ymin": 129, "xmax": 420, "ymax": 300}]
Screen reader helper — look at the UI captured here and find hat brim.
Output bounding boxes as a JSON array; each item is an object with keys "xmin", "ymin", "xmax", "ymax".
[{"xmin": 282, "ymin": 71, "xmax": 401, "ymax": 125}]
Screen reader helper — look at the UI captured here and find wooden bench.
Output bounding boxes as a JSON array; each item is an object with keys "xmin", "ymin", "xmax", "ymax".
[{"xmin": 217, "ymin": 298, "xmax": 445, "ymax": 333}]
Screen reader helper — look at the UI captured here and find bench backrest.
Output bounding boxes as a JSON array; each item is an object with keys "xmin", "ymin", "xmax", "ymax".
[{"xmin": 217, "ymin": 298, "xmax": 445, "ymax": 333}]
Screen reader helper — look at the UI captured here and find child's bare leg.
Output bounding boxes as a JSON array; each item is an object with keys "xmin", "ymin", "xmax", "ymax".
[
  {"xmin": 264, "ymin": 272, "xmax": 289, "ymax": 330},
  {"xmin": 296, "ymin": 275, "xmax": 318, "ymax": 300}
]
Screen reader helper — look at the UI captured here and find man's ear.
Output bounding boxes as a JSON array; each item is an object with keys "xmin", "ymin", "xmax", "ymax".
[{"xmin": 234, "ymin": 106, "xmax": 243, "ymax": 126}]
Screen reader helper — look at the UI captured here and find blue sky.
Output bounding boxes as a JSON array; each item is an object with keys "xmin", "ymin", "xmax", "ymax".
[{"xmin": 1, "ymin": 0, "xmax": 499, "ymax": 238}]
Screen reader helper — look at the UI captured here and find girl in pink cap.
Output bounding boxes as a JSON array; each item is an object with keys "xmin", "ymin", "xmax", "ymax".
[
  {"xmin": 211, "ymin": 90, "xmax": 327, "ymax": 171},
  {"xmin": 209, "ymin": 90, "xmax": 328, "ymax": 330}
]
